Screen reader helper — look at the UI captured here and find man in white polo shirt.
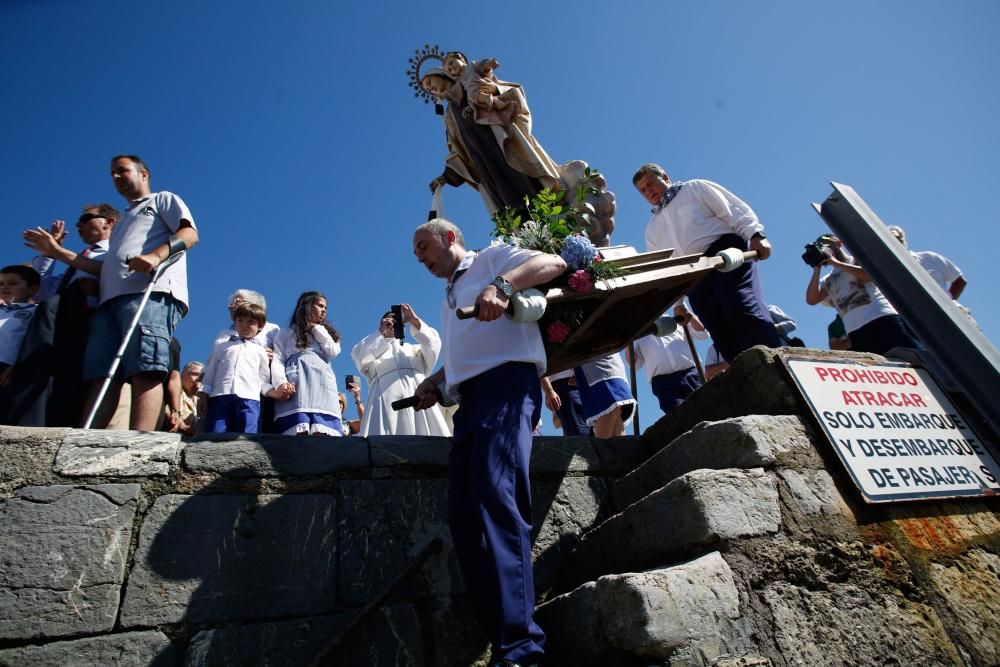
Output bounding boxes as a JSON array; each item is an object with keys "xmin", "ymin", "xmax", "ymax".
[
  {"xmin": 80, "ymin": 155, "xmax": 199, "ymax": 430},
  {"xmin": 412, "ymin": 218, "xmax": 565, "ymax": 667}
]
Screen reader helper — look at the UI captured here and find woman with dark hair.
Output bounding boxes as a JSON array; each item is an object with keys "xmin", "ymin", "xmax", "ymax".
[{"xmin": 270, "ymin": 291, "xmax": 344, "ymax": 436}]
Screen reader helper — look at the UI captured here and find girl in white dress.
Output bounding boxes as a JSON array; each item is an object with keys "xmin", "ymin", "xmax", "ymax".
[{"xmin": 271, "ymin": 291, "xmax": 343, "ymax": 436}]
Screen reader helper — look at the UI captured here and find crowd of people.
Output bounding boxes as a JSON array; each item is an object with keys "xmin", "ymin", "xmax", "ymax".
[
  {"xmin": 0, "ymin": 151, "xmax": 976, "ymax": 667},
  {"xmin": 0, "ymin": 156, "xmax": 973, "ymax": 441}
]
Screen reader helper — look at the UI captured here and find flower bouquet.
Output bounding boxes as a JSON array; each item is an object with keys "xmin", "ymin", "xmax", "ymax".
[{"xmin": 491, "ymin": 170, "xmax": 623, "ymax": 350}]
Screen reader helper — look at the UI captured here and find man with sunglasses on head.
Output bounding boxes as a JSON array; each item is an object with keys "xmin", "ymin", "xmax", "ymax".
[{"xmin": 20, "ymin": 205, "xmax": 119, "ymax": 425}]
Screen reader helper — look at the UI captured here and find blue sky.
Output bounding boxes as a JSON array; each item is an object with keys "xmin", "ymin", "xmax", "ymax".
[{"xmin": 2, "ymin": 0, "xmax": 997, "ymax": 433}]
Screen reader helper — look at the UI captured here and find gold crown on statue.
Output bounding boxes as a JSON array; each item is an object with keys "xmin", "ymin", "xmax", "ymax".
[{"xmin": 406, "ymin": 44, "xmax": 447, "ymax": 104}]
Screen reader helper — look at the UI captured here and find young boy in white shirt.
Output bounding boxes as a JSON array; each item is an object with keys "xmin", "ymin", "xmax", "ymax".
[
  {"xmin": 199, "ymin": 302, "xmax": 289, "ymax": 434},
  {"xmin": 0, "ymin": 265, "xmax": 41, "ymax": 422}
]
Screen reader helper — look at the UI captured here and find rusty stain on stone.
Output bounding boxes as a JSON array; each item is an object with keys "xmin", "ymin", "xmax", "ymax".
[{"xmin": 896, "ymin": 515, "xmax": 966, "ymax": 554}]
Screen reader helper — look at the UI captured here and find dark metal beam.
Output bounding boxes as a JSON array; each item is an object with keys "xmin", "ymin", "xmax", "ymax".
[{"xmin": 814, "ymin": 182, "xmax": 1000, "ymax": 439}]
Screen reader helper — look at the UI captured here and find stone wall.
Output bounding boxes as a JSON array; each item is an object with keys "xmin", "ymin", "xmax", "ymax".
[{"xmin": 1, "ymin": 347, "xmax": 998, "ymax": 666}]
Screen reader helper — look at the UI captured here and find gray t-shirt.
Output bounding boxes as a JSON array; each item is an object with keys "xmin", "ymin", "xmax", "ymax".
[{"xmin": 100, "ymin": 191, "xmax": 195, "ymax": 309}]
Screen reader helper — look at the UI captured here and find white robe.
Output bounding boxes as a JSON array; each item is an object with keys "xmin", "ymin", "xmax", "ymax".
[{"xmin": 350, "ymin": 324, "xmax": 450, "ymax": 437}]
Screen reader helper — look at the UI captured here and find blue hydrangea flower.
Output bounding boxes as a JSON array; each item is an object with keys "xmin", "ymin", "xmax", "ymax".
[{"xmin": 560, "ymin": 234, "xmax": 598, "ymax": 270}]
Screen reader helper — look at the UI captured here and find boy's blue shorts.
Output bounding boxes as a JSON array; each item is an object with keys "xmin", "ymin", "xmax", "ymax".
[{"xmin": 83, "ymin": 292, "xmax": 183, "ymax": 381}]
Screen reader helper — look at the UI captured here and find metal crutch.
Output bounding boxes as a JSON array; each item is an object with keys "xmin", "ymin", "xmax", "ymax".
[{"xmin": 82, "ymin": 250, "xmax": 186, "ymax": 429}]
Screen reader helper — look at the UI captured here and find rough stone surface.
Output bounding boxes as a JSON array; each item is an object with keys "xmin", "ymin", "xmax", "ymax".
[
  {"xmin": 537, "ymin": 581, "xmax": 610, "ymax": 662},
  {"xmin": 369, "ymin": 435, "xmax": 451, "ymax": 468},
  {"xmin": 425, "ymin": 595, "xmax": 490, "ymax": 667},
  {"xmin": 0, "ymin": 630, "xmax": 175, "ymax": 666},
  {"xmin": 54, "ymin": 429, "xmax": 182, "ymax": 476},
  {"xmin": 615, "ymin": 415, "xmax": 820, "ymax": 510},
  {"xmin": 928, "ymin": 548, "xmax": 1000, "ymax": 666},
  {"xmin": 641, "ymin": 347, "xmax": 884, "ymax": 451},
  {"xmin": 183, "ymin": 435, "xmax": 369, "ymax": 476},
  {"xmin": 529, "ymin": 436, "xmax": 603, "ymax": 473},
  {"xmin": 532, "ymin": 476, "xmax": 609, "ymax": 596},
  {"xmin": 598, "ymin": 552, "xmax": 748, "ymax": 661},
  {"xmin": 338, "ymin": 479, "xmax": 455, "ymax": 606},
  {"xmin": 540, "ymin": 552, "xmax": 748, "ymax": 665},
  {"xmin": 563, "ymin": 468, "xmax": 780, "ymax": 590},
  {"xmin": 589, "ymin": 436, "xmax": 648, "ymax": 478},
  {"xmin": 0, "ymin": 426, "xmax": 66, "ymax": 497},
  {"xmin": 184, "ymin": 603, "xmax": 423, "ymax": 666},
  {"xmin": 775, "ymin": 468, "xmax": 858, "ymax": 539},
  {"xmin": 883, "ymin": 502, "xmax": 1000, "ymax": 555},
  {"xmin": 0, "ymin": 484, "xmax": 139, "ymax": 640},
  {"xmin": 762, "ymin": 581, "xmax": 962, "ymax": 666},
  {"xmin": 120, "ymin": 493, "xmax": 337, "ymax": 626}
]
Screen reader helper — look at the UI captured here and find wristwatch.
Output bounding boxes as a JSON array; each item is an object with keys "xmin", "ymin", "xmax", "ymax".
[
  {"xmin": 490, "ymin": 276, "xmax": 514, "ymax": 300},
  {"xmin": 751, "ymin": 231, "xmax": 767, "ymax": 240}
]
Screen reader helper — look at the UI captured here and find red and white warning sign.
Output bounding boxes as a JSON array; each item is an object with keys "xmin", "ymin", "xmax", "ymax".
[{"xmin": 784, "ymin": 358, "xmax": 999, "ymax": 503}]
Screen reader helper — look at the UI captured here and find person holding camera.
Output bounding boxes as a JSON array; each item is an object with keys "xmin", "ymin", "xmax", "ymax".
[
  {"xmin": 804, "ymin": 234, "xmax": 918, "ymax": 356},
  {"xmin": 350, "ymin": 303, "xmax": 449, "ymax": 436}
]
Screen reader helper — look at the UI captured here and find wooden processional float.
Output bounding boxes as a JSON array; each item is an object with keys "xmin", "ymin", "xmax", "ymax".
[{"xmin": 392, "ymin": 245, "xmax": 756, "ymax": 410}]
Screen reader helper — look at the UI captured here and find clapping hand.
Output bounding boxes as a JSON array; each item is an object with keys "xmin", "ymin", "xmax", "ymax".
[
  {"xmin": 49, "ymin": 220, "xmax": 68, "ymax": 245},
  {"xmin": 23, "ymin": 225, "xmax": 63, "ymax": 258}
]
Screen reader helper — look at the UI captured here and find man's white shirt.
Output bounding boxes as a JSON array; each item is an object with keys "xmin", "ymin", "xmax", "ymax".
[
  {"xmin": 32, "ymin": 239, "xmax": 109, "ymax": 302},
  {"xmin": 439, "ymin": 243, "xmax": 547, "ymax": 396},
  {"xmin": 645, "ymin": 179, "xmax": 765, "ymax": 255},
  {"xmin": 633, "ymin": 325, "xmax": 708, "ymax": 382}
]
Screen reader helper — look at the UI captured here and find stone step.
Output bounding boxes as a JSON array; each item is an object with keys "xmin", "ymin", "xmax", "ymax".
[
  {"xmin": 557, "ymin": 468, "xmax": 780, "ymax": 592},
  {"xmin": 537, "ymin": 551, "xmax": 760, "ymax": 665},
  {"xmin": 614, "ymin": 415, "xmax": 820, "ymax": 510}
]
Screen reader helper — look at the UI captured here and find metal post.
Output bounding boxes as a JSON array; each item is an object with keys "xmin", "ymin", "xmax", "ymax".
[
  {"xmin": 814, "ymin": 183, "xmax": 1000, "ymax": 439},
  {"xmin": 628, "ymin": 341, "xmax": 640, "ymax": 436}
]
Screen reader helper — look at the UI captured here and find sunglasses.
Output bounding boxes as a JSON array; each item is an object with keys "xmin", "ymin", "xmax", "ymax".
[{"xmin": 77, "ymin": 213, "xmax": 107, "ymax": 224}]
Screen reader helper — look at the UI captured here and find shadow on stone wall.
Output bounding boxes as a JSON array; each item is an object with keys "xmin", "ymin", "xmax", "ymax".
[{"xmin": 106, "ymin": 429, "xmax": 617, "ymax": 665}]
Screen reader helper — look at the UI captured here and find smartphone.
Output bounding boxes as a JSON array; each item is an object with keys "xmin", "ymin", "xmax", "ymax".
[
  {"xmin": 390, "ymin": 305, "xmax": 405, "ymax": 340},
  {"xmin": 344, "ymin": 374, "xmax": 357, "ymax": 389}
]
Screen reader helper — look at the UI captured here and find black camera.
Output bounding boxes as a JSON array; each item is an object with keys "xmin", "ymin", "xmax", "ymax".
[{"xmin": 801, "ymin": 241, "xmax": 833, "ymax": 267}]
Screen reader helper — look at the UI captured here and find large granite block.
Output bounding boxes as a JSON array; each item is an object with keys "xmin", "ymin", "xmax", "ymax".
[
  {"xmin": 425, "ymin": 595, "xmax": 490, "ymax": 667},
  {"xmin": 369, "ymin": 435, "xmax": 452, "ymax": 468},
  {"xmin": 183, "ymin": 435, "xmax": 369, "ymax": 476},
  {"xmin": 539, "ymin": 552, "xmax": 749, "ymax": 664},
  {"xmin": 338, "ymin": 479, "xmax": 455, "ymax": 606},
  {"xmin": 641, "ymin": 348, "xmax": 884, "ymax": 450},
  {"xmin": 53, "ymin": 430, "xmax": 182, "ymax": 477},
  {"xmin": 0, "ymin": 484, "xmax": 139, "ymax": 640},
  {"xmin": 589, "ymin": 436, "xmax": 648, "ymax": 478},
  {"xmin": 928, "ymin": 549, "xmax": 1000, "ymax": 666},
  {"xmin": 563, "ymin": 468, "xmax": 779, "ymax": 590},
  {"xmin": 615, "ymin": 415, "xmax": 820, "ymax": 509},
  {"xmin": 184, "ymin": 603, "xmax": 423, "ymax": 666},
  {"xmin": 532, "ymin": 475, "xmax": 609, "ymax": 595},
  {"xmin": 762, "ymin": 581, "xmax": 962, "ymax": 665},
  {"xmin": 529, "ymin": 436, "xmax": 604, "ymax": 473},
  {"xmin": 0, "ymin": 426, "xmax": 65, "ymax": 495},
  {"xmin": 120, "ymin": 493, "xmax": 337, "ymax": 626},
  {"xmin": 0, "ymin": 630, "xmax": 175, "ymax": 666}
]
